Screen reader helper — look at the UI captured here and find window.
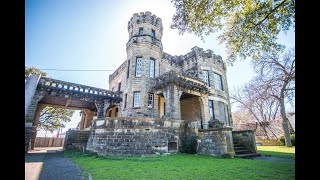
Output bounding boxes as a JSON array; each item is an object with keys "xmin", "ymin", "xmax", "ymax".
[
  {"xmin": 135, "ymin": 58, "xmax": 142, "ymax": 77},
  {"xmin": 118, "ymin": 82, "xmax": 121, "ymax": 91},
  {"xmin": 124, "ymin": 93, "xmax": 127, "ymax": 108},
  {"xmin": 111, "ymin": 87, "xmax": 115, "ymax": 91},
  {"xmin": 133, "ymin": 92, "xmax": 141, "ymax": 107},
  {"xmin": 127, "ymin": 60, "xmax": 130, "ymax": 79},
  {"xmin": 225, "ymin": 105, "xmax": 230, "ymax": 126},
  {"xmin": 214, "ymin": 73, "xmax": 223, "ymax": 90},
  {"xmin": 151, "ymin": 29, "xmax": 155, "ymax": 38},
  {"xmin": 202, "ymin": 70, "xmax": 210, "ymax": 87},
  {"xmin": 148, "ymin": 93, "xmax": 154, "ymax": 108},
  {"xmin": 209, "ymin": 100, "xmax": 215, "ymax": 120},
  {"xmin": 151, "ymin": 29, "xmax": 155, "ymax": 43},
  {"xmin": 139, "ymin": 28, "xmax": 143, "ymax": 35},
  {"xmin": 149, "ymin": 58, "xmax": 155, "ymax": 78}
]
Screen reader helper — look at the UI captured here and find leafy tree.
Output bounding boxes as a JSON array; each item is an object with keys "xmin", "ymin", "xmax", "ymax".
[
  {"xmin": 25, "ymin": 66, "xmax": 74, "ymax": 132},
  {"xmin": 39, "ymin": 106, "xmax": 74, "ymax": 133},
  {"xmin": 25, "ymin": 66, "xmax": 47, "ymax": 79},
  {"xmin": 170, "ymin": 0, "xmax": 295, "ymax": 63}
]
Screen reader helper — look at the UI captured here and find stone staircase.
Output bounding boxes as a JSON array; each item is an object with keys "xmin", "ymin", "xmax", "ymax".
[{"xmin": 233, "ymin": 141, "xmax": 260, "ymax": 158}]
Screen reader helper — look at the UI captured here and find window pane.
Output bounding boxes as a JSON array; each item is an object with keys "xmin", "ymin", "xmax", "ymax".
[
  {"xmin": 148, "ymin": 93, "xmax": 154, "ymax": 108},
  {"xmin": 209, "ymin": 100, "xmax": 215, "ymax": 119},
  {"xmin": 139, "ymin": 28, "xmax": 143, "ymax": 35},
  {"xmin": 214, "ymin": 73, "xmax": 223, "ymax": 90},
  {"xmin": 203, "ymin": 71, "xmax": 210, "ymax": 86},
  {"xmin": 149, "ymin": 59, "xmax": 155, "ymax": 78},
  {"xmin": 218, "ymin": 101, "xmax": 226, "ymax": 123},
  {"xmin": 134, "ymin": 92, "xmax": 140, "ymax": 107},
  {"xmin": 136, "ymin": 58, "xmax": 142, "ymax": 77}
]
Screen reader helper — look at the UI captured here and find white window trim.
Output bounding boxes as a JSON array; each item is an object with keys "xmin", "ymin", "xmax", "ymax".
[
  {"xmin": 133, "ymin": 92, "xmax": 141, "ymax": 107},
  {"xmin": 148, "ymin": 93, "xmax": 154, "ymax": 108}
]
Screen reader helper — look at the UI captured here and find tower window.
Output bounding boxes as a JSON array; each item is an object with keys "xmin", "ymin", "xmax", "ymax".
[
  {"xmin": 139, "ymin": 28, "xmax": 143, "ymax": 35},
  {"xmin": 151, "ymin": 29, "xmax": 155, "ymax": 43},
  {"xmin": 149, "ymin": 58, "xmax": 155, "ymax": 78},
  {"xmin": 127, "ymin": 60, "xmax": 130, "ymax": 79},
  {"xmin": 133, "ymin": 92, "xmax": 141, "ymax": 107},
  {"xmin": 214, "ymin": 72, "xmax": 223, "ymax": 90},
  {"xmin": 209, "ymin": 100, "xmax": 215, "ymax": 120},
  {"xmin": 124, "ymin": 93, "xmax": 127, "ymax": 108},
  {"xmin": 202, "ymin": 70, "xmax": 210, "ymax": 87},
  {"xmin": 135, "ymin": 57, "xmax": 142, "ymax": 77},
  {"xmin": 118, "ymin": 82, "xmax": 121, "ymax": 91}
]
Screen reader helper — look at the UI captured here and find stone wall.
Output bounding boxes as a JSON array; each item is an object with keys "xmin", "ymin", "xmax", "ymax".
[
  {"xmin": 197, "ymin": 128, "xmax": 234, "ymax": 157},
  {"xmin": 86, "ymin": 117, "xmax": 185, "ymax": 156},
  {"xmin": 256, "ymin": 139, "xmax": 280, "ymax": 146},
  {"xmin": 64, "ymin": 130, "xmax": 91, "ymax": 151},
  {"xmin": 232, "ymin": 130, "xmax": 257, "ymax": 153}
]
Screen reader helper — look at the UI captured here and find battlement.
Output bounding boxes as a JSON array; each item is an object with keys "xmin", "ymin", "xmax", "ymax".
[
  {"xmin": 109, "ymin": 60, "xmax": 128, "ymax": 82},
  {"xmin": 162, "ymin": 46, "xmax": 226, "ymax": 70},
  {"xmin": 128, "ymin": 11, "xmax": 163, "ymax": 30}
]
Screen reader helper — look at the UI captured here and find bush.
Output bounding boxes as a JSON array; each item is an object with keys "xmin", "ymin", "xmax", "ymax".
[
  {"xmin": 279, "ymin": 134, "xmax": 295, "ymax": 146},
  {"xmin": 179, "ymin": 135, "xmax": 197, "ymax": 154}
]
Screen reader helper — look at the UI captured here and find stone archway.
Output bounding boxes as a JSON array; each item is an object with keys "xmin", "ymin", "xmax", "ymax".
[
  {"xmin": 180, "ymin": 92, "xmax": 203, "ymax": 127},
  {"xmin": 25, "ymin": 75, "xmax": 122, "ymax": 152}
]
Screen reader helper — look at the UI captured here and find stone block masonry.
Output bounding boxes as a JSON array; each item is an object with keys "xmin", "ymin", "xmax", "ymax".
[
  {"xmin": 86, "ymin": 117, "xmax": 184, "ymax": 156},
  {"xmin": 64, "ymin": 130, "xmax": 91, "ymax": 151}
]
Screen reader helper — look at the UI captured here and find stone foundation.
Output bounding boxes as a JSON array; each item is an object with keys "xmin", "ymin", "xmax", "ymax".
[
  {"xmin": 64, "ymin": 130, "xmax": 91, "ymax": 151},
  {"xmin": 197, "ymin": 128, "xmax": 234, "ymax": 157},
  {"xmin": 86, "ymin": 117, "xmax": 184, "ymax": 156}
]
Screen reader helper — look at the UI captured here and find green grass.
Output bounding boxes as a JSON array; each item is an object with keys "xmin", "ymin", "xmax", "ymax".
[
  {"xmin": 257, "ymin": 146, "xmax": 295, "ymax": 159},
  {"xmin": 65, "ymin": 151, "xmax": 295, "ymax": 180}
]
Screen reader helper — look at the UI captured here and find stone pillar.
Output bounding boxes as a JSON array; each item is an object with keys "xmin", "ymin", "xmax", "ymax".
[
  {"xmin": 25, "ymin": 91, "xmax": 45, "ymax": 153},
  {"xmin": 225, "ymin": 130, "xmax": 235, "ymax": 157},
  {"xmin": 163, "ymin": 85, "xmax": 182, "ymax": 120},
  {"xmin": 25, "ymin": 74, "xmax": 41, "ymax": 117},
  {"xmin": 200, "ymin": 96, "xmax": 210, "ymax": 129},
  {"xmin": 83, "ymin": 109, "xmax": 95, "ymax": 129},
  {"xmin": 95, "ymin": 101, "xmax": 105, "ymax": 119},
  {"xmin": 30, "ymin": 104, "xmax": 46, "ymax": 150}
]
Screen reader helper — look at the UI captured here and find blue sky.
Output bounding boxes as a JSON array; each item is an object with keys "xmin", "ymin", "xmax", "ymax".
[{"xmin": 26, "ymin": 0, "xmax": 295, "ymax": 136}]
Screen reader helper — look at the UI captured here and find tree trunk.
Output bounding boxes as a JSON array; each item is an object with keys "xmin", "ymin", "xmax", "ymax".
[{"xmin": 280, "ymin": 94, "xmax": 292, "ymax": 147}]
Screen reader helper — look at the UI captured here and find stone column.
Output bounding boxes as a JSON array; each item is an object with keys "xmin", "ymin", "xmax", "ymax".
[
  {"xmin": 30, "ymin": 104, "xmax": 46, "ymax": 150},
  {"xmin": 25, "ymin": 91, "xmax": 45, "ymax": 153},
  {"xmin": 163, "ymin": 85, "xmax": 182, "ymax": 120},
  {"xmin": 200, "ymin": 96, "xmax": 210, "ymax": 129},
  {"xmin": 95, "ymin": 101, "xmax": 105, "ymax": 119},
  {"xmin": 83, "ymin": 109, "xmax": 95, "ymax": 129},
  {"xmin": 25, "ymin": 74, "xmax": 41, "ymax": 117}
]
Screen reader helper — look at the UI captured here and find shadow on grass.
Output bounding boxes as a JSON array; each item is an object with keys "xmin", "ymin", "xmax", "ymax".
[{"xmin": 257, "ymin": 150, "xmax": 295, "ymax": 159}]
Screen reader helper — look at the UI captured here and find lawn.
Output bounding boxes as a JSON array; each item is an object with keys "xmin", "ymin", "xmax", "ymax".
[
  {"xmin": 65, "ymin": 151, "xmax": 295, "ymax": 180},
  {"xmin": 257, "ymin": 146, "xmax": 295, "ymax": 159}
]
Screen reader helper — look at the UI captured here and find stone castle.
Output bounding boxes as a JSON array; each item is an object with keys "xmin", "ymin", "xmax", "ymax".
[
  {"xmin": 26, "ymin": 11, "xmax": 257, "ymax": 157},
  {"xmin": 83, "ymin": 11, "xmax": 236, "ymax": 156}
]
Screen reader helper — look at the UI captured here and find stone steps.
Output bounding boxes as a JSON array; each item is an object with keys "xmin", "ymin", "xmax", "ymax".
[{"xmin": 233, "ymin": 141, "xmax": 260, "ymax": 158}]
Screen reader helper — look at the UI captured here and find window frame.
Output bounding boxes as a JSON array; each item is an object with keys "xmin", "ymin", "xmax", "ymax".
[
  {"xmin": 202, "ymin": 70, "xmax": 210, "ymax": 87},
  {"xmin": 135, "ymin": 57, "xmax": 142, "ymax": 77},
  {"xmin": 133, "ymin": 91, "xmax": 141, "ymax": 107},
  {"xmin": 208, "ymin": 100, "xmax": 215, "ymax": 120},
  {"xmin": 214, "ymin": 72, "xmax": 224, "ymax": 91},
  {"xmin": 139, "ymin": 27, "xmax": 143, "ymax": 36},
  {"xmin": 148, "ymin": 93, "xmax": 154, "ymax": 108},
  {"xmin": 149, "ymin": 58, "xmax": 155, "ymax": 78}
]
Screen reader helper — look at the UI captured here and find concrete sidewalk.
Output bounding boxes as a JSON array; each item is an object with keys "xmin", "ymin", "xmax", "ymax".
[{"xmin": 25, "ymin": 147, "xmax": 84, "ymax": 180}]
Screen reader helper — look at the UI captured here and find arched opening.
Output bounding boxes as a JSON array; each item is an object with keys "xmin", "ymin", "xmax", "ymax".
[
  {"xmin": 180, "ymin": 92, "xmax": 202, "ymax": 125},
  {"xmin": 105, "ymin": 105, "xmax": 119, "ymax": 117}
]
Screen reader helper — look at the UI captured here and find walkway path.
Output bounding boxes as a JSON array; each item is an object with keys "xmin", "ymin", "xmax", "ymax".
[{"xmin": 25, "ymin": 147, "xmax": 84, "ymax": 180}]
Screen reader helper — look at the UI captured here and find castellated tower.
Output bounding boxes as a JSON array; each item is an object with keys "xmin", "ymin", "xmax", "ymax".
[{"xmin": 124, "ymin": 11, "xmax": 163, "ymax": 117}]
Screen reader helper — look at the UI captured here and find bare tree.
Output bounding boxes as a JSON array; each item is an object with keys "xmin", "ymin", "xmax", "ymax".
[
  {"xmin": 252, "ymin": 49, "xmax": 295, "ymax": 147},
  {"xmin": 231, "ymin": 83, "xmax": 280, "ymax": 139}
]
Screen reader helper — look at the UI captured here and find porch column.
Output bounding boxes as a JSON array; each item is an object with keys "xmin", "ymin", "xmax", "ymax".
[
  {"xmin": 163, "ymin": 85, "xmax": 182, "ymax": 120},
  {"xmin": 95, "ymin": 101, "xmax": 106, "ymax": 119},
  {"xmin": 83, "ymin": 109, "xmax": 95, "ymax": 129},
  {"xmin": 30, "ymin": 104, "xmax": 46, "ymax": 150},
  {"xmin": 200, "ymin": 96, "xmax": 210, "ymax": 129}
]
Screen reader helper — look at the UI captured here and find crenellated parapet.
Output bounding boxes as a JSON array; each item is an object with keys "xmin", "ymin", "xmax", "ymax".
[
  {"xmin": 128, "ymin": 11, "xmax": 163, "ymax": 33},
  {"xmin": 162, "ymin": 46, "xmax": 226, "ymax": 71}
]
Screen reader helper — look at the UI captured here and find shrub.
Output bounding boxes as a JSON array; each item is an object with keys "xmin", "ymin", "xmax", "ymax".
[
  {"xmin": 279, "ymin": 134, "xmax": 295, "ymax": 146},
  {"xmin": 179, "ymin": 135, "xmax": 197, "ymax": 154}
]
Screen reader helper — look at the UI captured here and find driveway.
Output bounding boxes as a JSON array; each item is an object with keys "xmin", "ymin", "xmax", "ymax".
[{"xmin": 25, "ymin": 147, "xmax": 84, "ymax": 180}]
